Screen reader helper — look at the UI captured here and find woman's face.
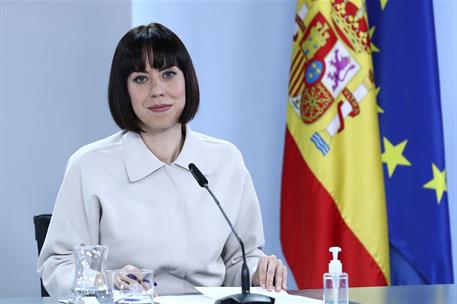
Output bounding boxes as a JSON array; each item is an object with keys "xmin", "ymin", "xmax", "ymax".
[{"xmin": 127, "ymin": 58, "xmax": 186, "ymax": 135}]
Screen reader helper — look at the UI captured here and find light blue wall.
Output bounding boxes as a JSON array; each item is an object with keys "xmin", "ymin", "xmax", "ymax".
[
  {"xmin": 434, "ymin": 0, "xmax": 457, "ymax": 283},
  {"xmin": 0, "ymin": 0, "xmax": 455, "ymax": 297},
  {"xmin": 0, "ymin": 0, "xmax": 130, "ymax": 296}
]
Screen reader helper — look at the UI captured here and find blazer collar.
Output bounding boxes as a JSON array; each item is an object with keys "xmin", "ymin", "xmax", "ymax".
[
  {"xmin": 174, "ymin": 125, "xmax": 213, "ymax": 177},
  {"xmin": 122, "ymin": 125, "xmax": 212, "ymax": 182}
]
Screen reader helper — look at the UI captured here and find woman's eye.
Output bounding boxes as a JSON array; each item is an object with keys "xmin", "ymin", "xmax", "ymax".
[
  {"xmin": 162, "ymin": 70, "xmax": 176, "ymax": 79},
  {"xmin": 133, "ymin": 75, "xmax": 148, "ymax": 83}
]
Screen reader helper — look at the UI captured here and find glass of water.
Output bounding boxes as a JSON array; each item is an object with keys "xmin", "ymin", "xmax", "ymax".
[{"xmin": 108, "ymin": 269, "xmax": 155, "ymax": 304}]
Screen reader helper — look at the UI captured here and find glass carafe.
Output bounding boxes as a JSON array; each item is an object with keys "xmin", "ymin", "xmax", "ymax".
[{"xmin": 71, "ymin": 245, "xmax": 112, "ymax": 303}]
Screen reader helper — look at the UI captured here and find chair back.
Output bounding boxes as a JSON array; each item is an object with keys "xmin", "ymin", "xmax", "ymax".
[{"xmin": 33, "ymin": 214, "xmax": 52, "ymax": 297}]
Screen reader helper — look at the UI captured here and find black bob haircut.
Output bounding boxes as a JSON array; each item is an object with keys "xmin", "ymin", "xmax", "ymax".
[{"xmin": 108, "ymin": 23, "xmax": 199, "ymax": 133}]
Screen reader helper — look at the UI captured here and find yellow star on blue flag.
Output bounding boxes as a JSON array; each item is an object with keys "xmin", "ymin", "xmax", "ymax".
[
  {"xmin": 423, "ymin": 163, "xmax": 447, "ymax": 204},
  {"xmin": 381, "ymin": 137, "xmax": 411, "ymax": 177}
]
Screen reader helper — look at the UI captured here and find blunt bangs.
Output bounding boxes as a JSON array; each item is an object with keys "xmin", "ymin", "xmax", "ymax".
[{"xmin": 125, "ymin": 26, "xmax": 185, "ymax": 74}]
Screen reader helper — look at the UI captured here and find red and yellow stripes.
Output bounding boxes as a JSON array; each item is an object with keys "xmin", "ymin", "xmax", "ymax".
[
  {"xmin": 281, "ymin": 129, "xmax": 388, "ymax": 287},
  {"xmin": 281, "ymin": 0, "xmax": 390, "ymax": 288},
  {"xmin": 289, "ymin": 49, "xmax": 307, "ymax": 96}
]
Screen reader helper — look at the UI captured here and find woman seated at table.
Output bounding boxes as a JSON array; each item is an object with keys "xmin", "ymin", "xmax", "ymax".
[{"xmin": 38, "ymin": 22, "xmax": 287, "ymax": 298}]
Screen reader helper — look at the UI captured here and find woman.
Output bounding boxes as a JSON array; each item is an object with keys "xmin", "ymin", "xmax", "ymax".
[{"xmin": 38, "ymin": 23, "xmax": 287, "ymax": 298}]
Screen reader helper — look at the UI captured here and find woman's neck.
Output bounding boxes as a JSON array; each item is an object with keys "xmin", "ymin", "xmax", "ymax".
[{"xmin": 140, "ymin": 124, "xmax": 185, "ymax": 164}]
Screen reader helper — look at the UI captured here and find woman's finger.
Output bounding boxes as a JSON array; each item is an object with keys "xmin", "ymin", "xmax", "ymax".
[
  {"xmin": 282, "ymin": 265, "xmax": 288, "ymax": 290},
  {"xmin": 115, "ymin": 273, "xmax": 128, "ymax": 290},
  {"xmin": 119, "ymin": 274, "xmax": 138, "ymax": 288},
  {"xmin": 257, "ymin": 257, "xmax": 269, "ymax": 288},
  {"xmin": 117, "ymin": 265, "xmax": 144, "ymax": 289},
  {"xmin": 265, "ymin": 255, "xmax": 277, "ymax": 291},
  {"xmin": 274, "ymin": 259, "xmax": 283, "ymax": 291}
]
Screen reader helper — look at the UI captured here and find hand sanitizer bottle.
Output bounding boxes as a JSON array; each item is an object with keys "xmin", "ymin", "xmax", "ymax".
[{"xmin": 323, "ymin": 246, "xmax": 348, "ymax": 304}]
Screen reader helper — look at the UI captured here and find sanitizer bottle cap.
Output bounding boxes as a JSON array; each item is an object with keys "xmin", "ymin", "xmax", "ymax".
[{"xmin": 328, "ymin": 246, "xmax": 342, "ymax": 275}]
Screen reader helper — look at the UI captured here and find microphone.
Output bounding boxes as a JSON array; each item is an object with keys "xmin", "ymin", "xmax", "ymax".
[
  {"xmin": 189, "ymin": 163, "xmax": 208, "ymax": 187},
  {"xmin": 188, "ymin": 163, "xmax": 274, "ymax": 304}
]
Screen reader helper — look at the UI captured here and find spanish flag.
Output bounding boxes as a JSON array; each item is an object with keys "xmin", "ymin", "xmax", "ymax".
[{"xmin": 280, "ymin": 0, "xmax": 389, "ymax": 288}]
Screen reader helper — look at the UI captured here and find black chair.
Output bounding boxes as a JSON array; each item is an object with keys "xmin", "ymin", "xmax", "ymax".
[{"xmin": 33, "ymin": 214, "xmax": 52, "ymax": 297}]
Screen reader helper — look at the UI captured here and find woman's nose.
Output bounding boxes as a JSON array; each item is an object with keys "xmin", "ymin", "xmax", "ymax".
[{"xmin": 149, "ymin": 75, "xmax": 165, "ymax": 97}]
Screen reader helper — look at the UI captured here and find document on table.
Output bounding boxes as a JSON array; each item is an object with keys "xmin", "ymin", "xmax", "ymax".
[
  {"xmin": 60, "ymin": 288, "xmax": 323, "ymax": 304},
  {"xmin": 197, "ymin": 287, "xmax": 323, "ymax": 304},
  {"xmin": 59, "ymin": 292, "xmax": 155, "ymax": 304},
  {"xmin": 155, "ymin": 294, "xmax": 214, "ymax": 304},
  {"xmin": 155, "ymin": 287, "xmax": 323, "ymax": 304}
]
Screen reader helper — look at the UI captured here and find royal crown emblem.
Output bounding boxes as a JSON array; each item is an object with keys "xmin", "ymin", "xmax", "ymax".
[{"xmin": 331, "ymin": 0, "xmax": 370, "ymax": 53}]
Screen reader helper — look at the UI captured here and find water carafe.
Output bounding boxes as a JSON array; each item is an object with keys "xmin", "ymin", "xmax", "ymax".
[{"xmin": 71, "ymin": 245, "xmax": 112, "ymax": 303}]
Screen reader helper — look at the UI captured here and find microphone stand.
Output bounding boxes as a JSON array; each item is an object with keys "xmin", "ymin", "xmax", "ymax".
[{"xmin": 189, "ymin": 163, "xmax": 275, "ymax": 304}]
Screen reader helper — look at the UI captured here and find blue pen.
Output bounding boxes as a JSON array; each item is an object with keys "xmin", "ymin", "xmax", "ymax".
[
  {"xmin": 141, "ymin": 279, "xmax": 158, "ymax": 287},
  {"xmin": 127, "ymin": 274, "xmax": 158, "ymax": 286}
]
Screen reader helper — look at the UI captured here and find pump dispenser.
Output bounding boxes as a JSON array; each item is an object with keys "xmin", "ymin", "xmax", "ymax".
[{"xmin": 323, "ymin": 247, "xmax": 348, "ymax": 304}]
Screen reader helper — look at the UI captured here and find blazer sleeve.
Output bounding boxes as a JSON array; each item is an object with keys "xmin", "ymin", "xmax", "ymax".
[
  {"xmin": 221, "ymin": 168, "xmax": 266, "ymax": 286},
  {"xmin": 37, "ymin": 156, "xmax": 100, "ymax": 298}
]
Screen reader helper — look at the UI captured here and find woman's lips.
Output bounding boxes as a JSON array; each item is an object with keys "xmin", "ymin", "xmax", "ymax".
[{"xmin": 148, "ymin": 104, "xmax": 172, "ymax": 113}]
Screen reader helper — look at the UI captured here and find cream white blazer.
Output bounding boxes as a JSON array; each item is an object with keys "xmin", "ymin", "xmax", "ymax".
[{"xmin": 38, "ymin": 126, "xmax": 265, "ymax": 297}]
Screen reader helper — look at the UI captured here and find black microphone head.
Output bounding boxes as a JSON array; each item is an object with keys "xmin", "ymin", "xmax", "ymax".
[{"xmin": 188, "ymin": 163, "xmax": 208, "ymax": 187}]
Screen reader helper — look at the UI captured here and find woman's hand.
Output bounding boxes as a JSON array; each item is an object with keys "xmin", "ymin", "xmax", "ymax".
[
  {"xmin": 252, "ymin": 255, "xmax": 287, "ymax": 292},
  {"xmin": 115, "ymin": 265, "xmax": 149, "ymax": 291}
]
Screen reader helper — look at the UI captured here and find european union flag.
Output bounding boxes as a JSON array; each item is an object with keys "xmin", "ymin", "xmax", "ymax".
[{"xmin": 366, "ymin": 0, "xmax": 453, "ymax": 284}]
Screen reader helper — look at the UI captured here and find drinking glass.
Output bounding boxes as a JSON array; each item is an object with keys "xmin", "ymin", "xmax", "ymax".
[{"xmin": 108, "ymin": 269, "xmax": 155, "ymax": 304}]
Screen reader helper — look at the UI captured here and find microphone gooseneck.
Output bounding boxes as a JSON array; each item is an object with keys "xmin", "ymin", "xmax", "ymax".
[
  {"xmin": 188, "ymin": 163, "xmax": 274, "ymax": 304},
  {"xmin": 189, "ymin": 163, "xmax": 250, "ymax": 294}
]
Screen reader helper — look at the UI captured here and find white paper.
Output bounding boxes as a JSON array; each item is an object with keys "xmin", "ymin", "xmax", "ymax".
[
  {"xmin": 60, "ymin": 287, "xmax": 323, "ymax": 304},
  {"xmin": 59, "ymin": 291, "xmax": 154, "ymax": 304},
  {"xmin": 196, "ymin": 287, "xmax": 323, "ymax": 304},
  {"xmin": 58, "ymin": 297, "xmax": 102, "ymax": 304},
  {"xmin": 155, "ymin": 294, "xmax": 214, "ymax": 304},
  {"xmin": 196, "ymin": 286, "xmax": 286, "ymax": 299}
]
